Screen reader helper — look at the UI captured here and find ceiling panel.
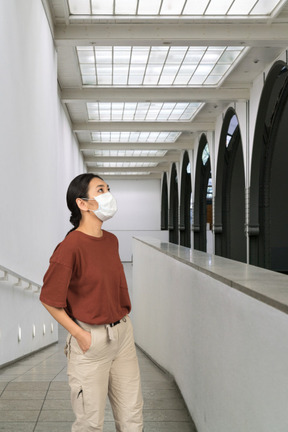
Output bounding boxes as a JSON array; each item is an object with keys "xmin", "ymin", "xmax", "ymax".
[{"xmin": 45, "ymin": 0, "xmax": 288, "ymax": 178}]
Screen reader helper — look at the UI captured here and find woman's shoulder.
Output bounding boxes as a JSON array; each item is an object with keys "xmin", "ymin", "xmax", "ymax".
[
  {"xmin": 103, "ymin": 230, "xmax": 118, "ymax": 243},
  {"xmin": 49, "ymin": 231, "xmax": 79, "ymax": 264}
]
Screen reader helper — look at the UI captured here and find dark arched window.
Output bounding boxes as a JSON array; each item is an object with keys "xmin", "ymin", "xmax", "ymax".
[
  {"xmin": 161, "ymin": 172, "xmax": 168, "ymax": 230},
  {"xmin": 180, "ymin": 151, "xmax": 192, "ymax": 247},
  {"xmin": 169, "ymin": 163, "xmax": 179, "ymax": 245},
  {"xmin": 215, "ymin": 108, "xmax": 246, "ymax": 263},
  {"xmin": 193, "ymin": 135, "xmax": 212, "ymax": 252},
  {"xmin": 250, "ymin": 60, "xmax": 288, "ymax": 273}
]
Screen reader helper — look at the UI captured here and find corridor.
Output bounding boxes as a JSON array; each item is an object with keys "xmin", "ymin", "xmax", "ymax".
[{"xmin": 0, "ymin": 262, "xmax": 196, "ymax": 432}]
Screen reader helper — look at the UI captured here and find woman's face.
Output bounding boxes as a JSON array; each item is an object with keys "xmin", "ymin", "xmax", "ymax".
[{"xmin": 86, "ymin": 177, "xmax": 110, "ymax": 210}]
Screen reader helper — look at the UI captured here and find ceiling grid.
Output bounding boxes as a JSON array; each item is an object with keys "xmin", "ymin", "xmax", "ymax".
[{"xmin": 45, "ymin": 0, "xmax": 288, "ymax": 178}]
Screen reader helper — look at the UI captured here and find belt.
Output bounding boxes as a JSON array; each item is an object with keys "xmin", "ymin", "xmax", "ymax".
[{"xmin": 109, "ymin": 320, "xmax": 120, "ymax": 327}]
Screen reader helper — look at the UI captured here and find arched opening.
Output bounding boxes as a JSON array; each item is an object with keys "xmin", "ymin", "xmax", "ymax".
[
  {"xmin": 250, "ymin": 61, "xmax": 288, "ymax": 273},
  {"xmin": 169, "ymin": 163, "xmax": 179, "ymax": 244},
  {"xmin": 161, "ymin": 172, "xmax": 168, "ymax": 230},
  {"xmin": 180, "ymin": 151, "xmax": 192, "ymax": 247},
  {"xmin": 215, "ymin": 109, "xmax": 246, "ymax": 262},
  {"xmin": 193, "ymin": 134, "xmax": 212, "ymax": 252}
]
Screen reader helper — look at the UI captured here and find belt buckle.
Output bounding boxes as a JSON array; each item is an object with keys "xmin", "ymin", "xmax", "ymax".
[{"xmin": 109, "ymin": 320, "xmax": 120, "ymax": 327}]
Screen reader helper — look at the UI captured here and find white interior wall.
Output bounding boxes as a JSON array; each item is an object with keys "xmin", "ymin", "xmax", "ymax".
[
  {"xmin": 103, "ymin": 179, "xmax": 168, "ymax": 261},
  {"xmin": 0, "ymin": 0, "xmax": 85, "ymax": 285},
  {"xmin": 0, "ymin": 0, "xmax": 85, "ymax": 362}
]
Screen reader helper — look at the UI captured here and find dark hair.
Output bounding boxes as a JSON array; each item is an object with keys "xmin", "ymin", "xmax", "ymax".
[{"xmin": 66, "ymin": 173, "xmax": 103, "ymax": 235}]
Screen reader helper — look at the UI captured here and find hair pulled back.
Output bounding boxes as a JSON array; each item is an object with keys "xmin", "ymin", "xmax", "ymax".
[{"xmin": 66, "ymin": 173, "xmax": 103, "ymax": 235}]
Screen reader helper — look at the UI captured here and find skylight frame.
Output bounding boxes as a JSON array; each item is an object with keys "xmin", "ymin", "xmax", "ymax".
[
  {"xmin": 68, "ymin": 0, "xmax": 284, "ymax": 17},
  {"xmin": 94, "ymin": 162, "xmax": 159, "ymax": 168},
  {"xmin": 77, "ymin": 45, "xmax": 246, "ymax": 88},
  {"xmin": 87, "ymin": 102, "xmax": 204, "ymax": 122},
  {"xmin": 91, "ymin": 131, "xmax": 181, "ymax": 143},
  {"xmin": 98, "ymin": 171, "xmax": 151, "ymax": 176},
  {"xmin": 94, "ymin": 149, "xmax": 168, "ymax": 157}
]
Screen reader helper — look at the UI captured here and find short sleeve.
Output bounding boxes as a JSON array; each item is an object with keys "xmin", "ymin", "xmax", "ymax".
[
  {"xmin": 40, "ymin": 238, "xmax": 76, "ymax": 308},
  {"xmin": 40, "ymin": 261, "xmax": 72, "ymax": 308}
]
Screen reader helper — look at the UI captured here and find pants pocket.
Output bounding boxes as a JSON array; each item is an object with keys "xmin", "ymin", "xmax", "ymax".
[{"xmin": 71, "ymin": 384, "xmax": 85, "ymax": 417}]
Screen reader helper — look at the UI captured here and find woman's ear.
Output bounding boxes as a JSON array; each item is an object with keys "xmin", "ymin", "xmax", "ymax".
[{"xmin": 76, "ymin": 198, "xmax": 87, "ymax": 212}]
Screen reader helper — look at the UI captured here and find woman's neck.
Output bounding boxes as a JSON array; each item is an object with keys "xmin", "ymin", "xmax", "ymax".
[{"xmin": 77, "ymin": 217, "xmax": 103, "ymax": 238}]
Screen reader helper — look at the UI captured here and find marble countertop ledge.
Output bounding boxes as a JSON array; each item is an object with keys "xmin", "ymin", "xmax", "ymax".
[{"xmin": 134, "ymin": 237, "xmax": 288, "ymax": 315}]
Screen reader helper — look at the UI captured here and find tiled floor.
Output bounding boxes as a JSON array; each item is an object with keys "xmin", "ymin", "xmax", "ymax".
[
  {"xmin": 0, "ymin": 326, "xmax": 197, "ymax": 432},
  {"xmin": 0, "ymin": 263, "xmax": 197, "ymax": 431}
]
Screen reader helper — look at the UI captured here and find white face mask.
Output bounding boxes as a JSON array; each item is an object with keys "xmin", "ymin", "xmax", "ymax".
[{"xmin": 92, "ymin": 192, "xmax": 117, "ymax": 222}]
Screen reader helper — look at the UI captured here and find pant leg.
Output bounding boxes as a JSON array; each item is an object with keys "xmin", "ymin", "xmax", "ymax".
[
  {"xmin": 66, "ymin": 323, "xmax": 117, "ymax": 432},
  {"xmin": 108, "ymin": 317, "xmax": 143, "ymax": 432}
]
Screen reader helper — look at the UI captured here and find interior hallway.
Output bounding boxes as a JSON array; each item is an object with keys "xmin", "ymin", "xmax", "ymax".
[{"xmin": 0, "ymin": 264, "xmax": 197, "ymax": 432}]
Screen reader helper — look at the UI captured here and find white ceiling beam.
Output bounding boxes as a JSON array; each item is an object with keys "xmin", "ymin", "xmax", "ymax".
[
  {"xmin": 84, "ymin": 156, "xmax": 179, "ymax": 163},
  {"xmin": 73, "ymin": 122, "xmax": 214, "ymax": 132},
  {"xmin": 62, "ymin": 87, "xmax": 250, "ymax": 103},
  {"xmin": 86, "ymin": 169, "xmax": 162, "ymax": 179},
  {"xmin": 79, "ymin": 140, "xmax": 194, "ymax": 150},
  {"xmin": 86, "ymin": 166, "xmax": 166, "ymax": 173},
  {"xmin": 54, "ymin": 23, "xmax": 288, "ymax": 47}
]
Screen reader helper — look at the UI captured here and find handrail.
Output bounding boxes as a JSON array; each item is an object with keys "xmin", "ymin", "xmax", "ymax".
[{"xmin": 0, "ymin": 264, "xmax": 41, "ymax": 293}]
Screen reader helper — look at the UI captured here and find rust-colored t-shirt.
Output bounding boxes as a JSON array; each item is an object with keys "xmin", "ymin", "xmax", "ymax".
[{"xmin": 40, "ymin": 230, "xmax": 131, "ymax": 325}]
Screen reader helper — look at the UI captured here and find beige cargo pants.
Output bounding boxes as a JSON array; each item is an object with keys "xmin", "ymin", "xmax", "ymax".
[{"xmin": 65, "ymin": 316, "xmax": 143, "ymax": 431}]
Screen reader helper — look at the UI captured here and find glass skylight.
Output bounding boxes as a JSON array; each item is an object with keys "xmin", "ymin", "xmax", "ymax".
[
  {"xmin": 87, "ymin": 102, "xmax": 203, "ymax": 121},
  {"xmin": 94, "ymin": 162, "xmax": 158, "ymax": 168},
  {"xmin": 77, "ymin": 46, "xmax": 245, "ymax": 87},
  {"xmin": 100, "ymin": 171, "xmax": 151, "ymax": 175},
  {"xmin": 94, "ymin": 150, "xmax": 167, "ymax": 157},
  {"xmin": 69, "ymin": 0, "xmax": 283, "ymax": 17},
  {"xmin": 91, "ymin": 132, "xmax": 180, "ymax": 142}
]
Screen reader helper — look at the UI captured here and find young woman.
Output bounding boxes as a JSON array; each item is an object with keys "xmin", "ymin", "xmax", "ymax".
[{"xmin": 40, "ymin": 173, "xmax": 143, "ymax": 432}]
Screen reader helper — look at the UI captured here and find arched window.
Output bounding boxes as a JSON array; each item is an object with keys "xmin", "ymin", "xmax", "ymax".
[
  {"xmin": 180, "ymin": 152, "xmax": 192, "ymax": 247},
  {"xmin": 215, "ymin": 108, "xmax": 246, "ymax": 263},
  {"xmin": 250, "ymin": 60, "xmax": 288, "ymax": 273},
  {"xmin": 169, "ymin": 164, "xmax": 179, "ymax": 245},
  {"xmin": 194, "ymin": 135, "xmax": 212, "ymax": 252},
  {"xmin": 161, "ymin": 173, "xmax": 168, "ymax": 230}
]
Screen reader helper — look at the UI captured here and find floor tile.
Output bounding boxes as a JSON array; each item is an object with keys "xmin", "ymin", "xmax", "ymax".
[{"xmin": 0, "ymin": 423, "xmax": 35, "ymax": 432}]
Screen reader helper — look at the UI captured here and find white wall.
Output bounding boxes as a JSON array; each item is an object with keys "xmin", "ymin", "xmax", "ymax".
[
  {"xmin": 0, "ymin": 0, "xmax": 85, "ymax": 362},
  {"xmin": 133, "ymin": 238, "xmax": 288, "ymax": 432},
  {"xmin": 0, "ymin": 0, "xmax": 85, "ymax": 285},
  {"xmin": 0, "ymin": 275, "xmax": 58, "ymax": 366},
  {"xmin": 103, "ymin": 179, "xmax": 168, "ymax": 260}
]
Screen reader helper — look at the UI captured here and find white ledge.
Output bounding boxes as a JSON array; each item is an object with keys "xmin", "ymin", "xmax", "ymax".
[{"xmin": 134, "ymin": 237, "xmax": 288, "ymax": 314}]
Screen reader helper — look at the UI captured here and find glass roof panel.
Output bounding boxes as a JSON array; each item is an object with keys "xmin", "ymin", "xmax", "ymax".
[
  {"xmin": 115, "ymin": 0, "xmax": 137, "ymax": 14},
  {"xmin": 69, "ymin": 0, "xmax": 90, "ymax": 14},
  {"xmin": 77, "ymin": 46, "xmax": 245, "ymax": 88},
  {"xmin": 228, "ymin": 0, "xmax": 257, "ymax": 14},
  {"xmin": 205, "ymin": 0, "xmax": 234, "ymax": 15},
  {"xmin": 160, "ymin": 0, "xmax": 185, "ymax": 15},
  {"xmin": 95, "ymin": 162, "xmax": 158, "ymax": 167},
  {"xmin": 138, "ymin": 0, "xmax": 162, "ymax": 14},
  {"xmin": 69, "ymin": 0, "xmax": 283, "ymax": 16},
  {"xmin": 251, "ymin": 0, "xmax": 281, "ymax": 14},
  {"xmin": 100, "ymin": 172, "xmax": 151, "ymax": 175},
  {"xmin": 91, "ymin": 0, "xmax": 113, "ymax": 14},
  {"xmin": 87, "ymin": 102, "xmax": 203, "ymax": 121},
  {"xmin": 94, "ymin": 150, "xmax": 167, "ymax": 157},
  {"xmin": 91, "ymin": 132, "xmax": 181, "ymax": 142}
]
